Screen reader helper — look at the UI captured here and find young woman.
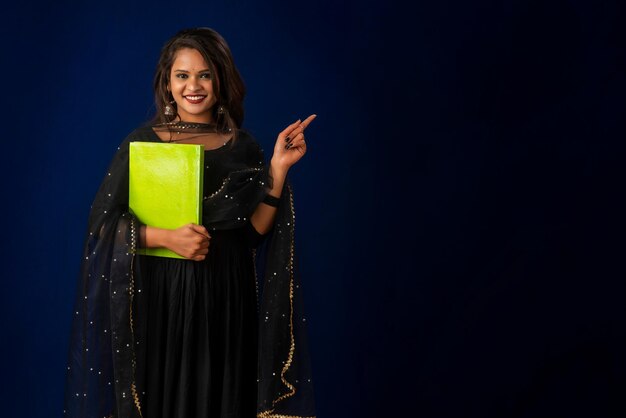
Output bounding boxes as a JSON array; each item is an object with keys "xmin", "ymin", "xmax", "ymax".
[{"xmin": 64, "ymin": 27, "xmax": 316, "ymax": 418}]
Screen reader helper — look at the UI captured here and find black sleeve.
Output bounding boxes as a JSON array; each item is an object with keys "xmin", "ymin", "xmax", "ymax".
[
  {"xmin": 240, "ymin": 129, "xmax": 266, "ymax": 169},
  {"xmin": 240, "ymin": 129, "xmax": 270, "ymax": 248}
]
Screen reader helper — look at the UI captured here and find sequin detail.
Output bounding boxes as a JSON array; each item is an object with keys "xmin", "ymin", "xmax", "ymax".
[
  {"xmin": 257, "ymin": 184, "xmax": 304, "ymax": 418},
  {"xmin": 128, "ymin": 216, "xmax": 144, "ymax": 418},
  {"xmin": 203, "ymin": 167, "xmax": 262, "ymax": 201}
]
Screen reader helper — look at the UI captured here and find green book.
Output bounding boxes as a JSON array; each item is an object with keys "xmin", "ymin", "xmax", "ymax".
[{"xmin": 129, "ymin": 142, "xmax": 205, "ymax": 258}]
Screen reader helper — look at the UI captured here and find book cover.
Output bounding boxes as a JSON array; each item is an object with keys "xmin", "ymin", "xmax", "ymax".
[{"xmin": 129, "ymin": 142, "xmax": 205, "ymax": 258}]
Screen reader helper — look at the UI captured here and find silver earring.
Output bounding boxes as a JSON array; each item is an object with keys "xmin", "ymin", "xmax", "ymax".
[
  {"xmin": 164, "ymin": 100, "xmax": 175, "ymax": 116},
  {"xmin": 217, "ymin": 105, "xmax": 225, "ymax": 115}
]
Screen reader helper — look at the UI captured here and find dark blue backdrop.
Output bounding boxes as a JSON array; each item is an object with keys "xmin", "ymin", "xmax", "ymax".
[{"xmin": 2, "ymin": 0, "xmax": 625, "ymax": 417}]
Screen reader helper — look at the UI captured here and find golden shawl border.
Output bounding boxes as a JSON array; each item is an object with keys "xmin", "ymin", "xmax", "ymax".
[
  {"xmin": 128, "ymin": 216, "xmax": 143, "ymax": 418},
  {"xmin": 257, "ymin": 184, "xmax": 312, "ymax": 418}
]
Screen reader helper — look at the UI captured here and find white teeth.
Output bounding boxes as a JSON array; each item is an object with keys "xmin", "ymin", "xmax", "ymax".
[{"xmin": 186, "ymin": 96, "xmax": 205, "ymax": 100}]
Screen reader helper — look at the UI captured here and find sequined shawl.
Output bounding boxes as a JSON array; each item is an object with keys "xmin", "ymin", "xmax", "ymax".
[{"xmin": 64, "ymin": 126, "xmax": 315, "ymax": 418}]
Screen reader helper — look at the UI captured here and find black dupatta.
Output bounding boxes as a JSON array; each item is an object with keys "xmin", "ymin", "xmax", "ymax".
[{"xmin": 64, "ymin": 126, "xmax": 315, "ymax": 418}]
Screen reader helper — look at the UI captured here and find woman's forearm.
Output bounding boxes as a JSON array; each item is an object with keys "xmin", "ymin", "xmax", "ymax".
[
  {"xmin": 140, "ymin": 225, "xmax": 170, "ymax": 248},
  {"xmin": 250, "ymin": 160, "xmax": 287, "ymax": 235},
  {"xmin": 139, "ymin": 223, "xmax": 210, "ymax": 260}
]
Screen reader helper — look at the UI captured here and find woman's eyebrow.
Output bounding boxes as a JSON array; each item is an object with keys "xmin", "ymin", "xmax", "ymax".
[{"xmin": 173, "ymin": 69, "xmax": 211, "ymax": 72}]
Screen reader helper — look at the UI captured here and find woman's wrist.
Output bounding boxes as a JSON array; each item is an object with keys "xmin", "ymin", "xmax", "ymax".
[
  {"xmin": 267, "ymin": 158, "xmax": 287, "ymax": 199},
  {"xmin": 263, "ymin": 194, "xmax": 281, "ymax": 207},
  {"xmin": 144, "ymin": 225, "xmax": 171, "ymax": 249},
  {"xmin": 269, "ymin": 157, "xmax": 289, "ymax": 180}
]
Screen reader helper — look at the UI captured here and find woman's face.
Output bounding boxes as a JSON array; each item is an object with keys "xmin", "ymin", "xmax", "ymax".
[{"xmin": 168, "ymin": 48, "xmax": 217, "ymax": 123}]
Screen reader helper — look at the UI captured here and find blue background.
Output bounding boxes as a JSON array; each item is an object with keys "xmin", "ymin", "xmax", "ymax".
[{"xmin": 2, "ymin": 0, "xmax": 625, "ymax": 417}]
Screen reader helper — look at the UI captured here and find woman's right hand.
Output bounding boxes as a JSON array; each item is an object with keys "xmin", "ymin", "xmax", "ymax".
[{"xmin": 165, "ymin": 223, "xmax": 211, "ymax": 261}]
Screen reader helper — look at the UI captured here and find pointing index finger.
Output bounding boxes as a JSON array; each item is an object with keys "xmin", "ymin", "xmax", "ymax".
[
  {"xmin": 280, "ymin": 119, "xmax": 302, "ymax": 138},
  {"xmin": 300, "ymin": 114, "xmax": 317, "ymax": 130}
]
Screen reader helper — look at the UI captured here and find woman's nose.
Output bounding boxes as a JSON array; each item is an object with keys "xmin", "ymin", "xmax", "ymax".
[{"xmin": 186, "ymin": 77, "xmax": 201, "ymax": 91}]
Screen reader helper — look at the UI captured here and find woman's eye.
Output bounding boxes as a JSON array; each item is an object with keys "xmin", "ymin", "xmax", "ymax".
[
  {"xmin": 200, "ymin": 73, "xmax": 211, "ymax": 79},
  {"xmin": 176, "ymin": 73, "xmax": 188, "ymax": 79}
]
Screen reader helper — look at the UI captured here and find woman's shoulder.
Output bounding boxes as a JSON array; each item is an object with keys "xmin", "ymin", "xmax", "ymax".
[
  {"xmin": 235, "ymin": 127, "xmax": 257, "ymax": 143},
  {"xmin": 103, "ymin": 125, "xmax": 159, "ymax": 162},
  {"xmin": 237, "ymin": 128, "xmax": 266, "ymax": 150},
  {"xmin": 124, "ymin": 124, "xmax": 160, "ymax": 143},
  {"xmin": 114, "ymin": 124, "xmax": 160, "ymax": 151},
  {"xmin": 235, "ymin": 128, "xmax": 265, "ymax": 165}
]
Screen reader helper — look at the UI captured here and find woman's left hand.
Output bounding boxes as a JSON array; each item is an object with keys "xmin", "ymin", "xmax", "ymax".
[
  {"xmin": 271, "ymin": 114, "xmax": 317, "ymax": 172},
  {"xmin": 252, "ymin": 114, "xmax": 316, "ymax": 234}
]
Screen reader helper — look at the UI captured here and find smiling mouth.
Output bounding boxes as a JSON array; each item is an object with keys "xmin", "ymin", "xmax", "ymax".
[{"xmin": 184, "ymin": 95, "xmax": 207, "ymax": 103}]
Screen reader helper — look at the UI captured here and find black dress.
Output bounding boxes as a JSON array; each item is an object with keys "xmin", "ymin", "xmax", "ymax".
[
  {"xmin": 64, "ymin": 124, "xmax": 316, "ymax": 418},
  {"xmin": 134, "ymin": 128, "xmax": 264, "ymax": 418}
]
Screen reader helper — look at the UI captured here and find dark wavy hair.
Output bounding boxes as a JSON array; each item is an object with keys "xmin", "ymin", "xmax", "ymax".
[{"xmin": 151, "ymin": 27, "xmax": 246, "ymax": 133}]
